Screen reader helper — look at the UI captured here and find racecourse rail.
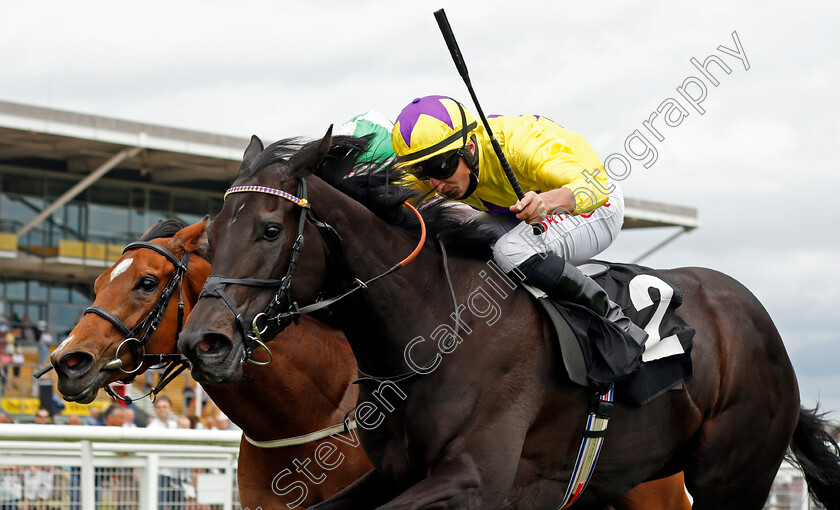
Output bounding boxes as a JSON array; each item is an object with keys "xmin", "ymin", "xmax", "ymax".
[
  {"xmin": 0, "ymin": 424, "xmax": 241, "ymax": 509},
  {"xmin": 0, "ymin": 424, "xmax": 818, "ymax": 509}
]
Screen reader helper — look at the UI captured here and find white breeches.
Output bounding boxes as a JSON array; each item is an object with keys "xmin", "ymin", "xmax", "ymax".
[{"xmin": 486, "ymin": 184, "xmax": 625, "ymax": 273}]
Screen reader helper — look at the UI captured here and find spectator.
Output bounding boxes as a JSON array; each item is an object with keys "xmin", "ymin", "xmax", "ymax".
[
  {"xmin": 214, "ymin": 411, "xmax": 241, "ymax": 432},
  {"xmin": 183, "ymin": 380, "xmax": 195, "ymax": 411},
  {"xmin": 203, "ymin": 415, "xmax": 217, "ymax": 430},
  {"xmin": 34, "ymin": 408, "xmax": 51, "ymax": 425},
  {"xmin": 147, "ymin": 396, "xmax": 184, "ymax": 506},
  {"xmin": 177, "ymin": 415, "xmax": 191, "ymax": 429},
  {"xmin": 0, "ymin": 358, "xmax": 7, "ymax": 396},
  {"xmin": 182, "ymin": 378, "xmax": 208, "ymax": 415},
  {"xmin": 23, "ymin": 465, "xmax": 53, "ymax": 509},
  {"xmin": 0, "ymin": 412, "xmax": 15, "ymax": 423},
  {"xmin": 101, "ymin": 405, "xmax": 125, "ymax": 427},
  {"xmin": 11, "ymin": 347, "xmax": 24, "ymax": 390},
  {"xmin": 97, "ymin": 406, "xmax": 134, "ymax": 508},
  {"xmin": 122, "ymin": 407, "xmax": 137, "ymax": 428},
  {"xmin": 52, "ymin": 394, "xmax": 66, "ymax": 414},
  {"xmin": 21, "ymin": 315, "xmax": 37, "ymax": 345},
  {"xmin": 36, "ymin": 321, "xmax": 52, "ymax": 369},
  {"xmin": 83, "ymin": 407, "xmax": 101, "ymax": 426},
  {"xmin": 66, "ymin": 415, "xmax": 82, "ymax": 426},
  {"xmin": 186, "ymin": 415, "xmax": 203, "ymax": 429},
  {"xmin": 146, "ymin": 396, "xmax": 177, "ymax": 429},
  {"xmin": 3, "ymin": 327, "xmax": 16, "ymax": 388}
]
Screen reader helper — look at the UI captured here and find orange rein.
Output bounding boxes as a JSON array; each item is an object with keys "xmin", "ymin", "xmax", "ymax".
[{"xmin": 398, "ymin": 202, "xmax": 427, "ymax": 267}]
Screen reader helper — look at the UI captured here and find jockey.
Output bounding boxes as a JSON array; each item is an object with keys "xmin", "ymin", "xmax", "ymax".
[
  {"xmin": 391, "ymin": 95, "xmax": 648, "ymax": 363},
  {"xmin": 334, "ymin": 111, "xmax": 396, "ymax": 164}
]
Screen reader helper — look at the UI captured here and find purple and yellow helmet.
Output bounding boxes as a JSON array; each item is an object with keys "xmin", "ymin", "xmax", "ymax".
[{"xmin": 391, "ymin": 95, "xmax": 478, "ymax": 168}]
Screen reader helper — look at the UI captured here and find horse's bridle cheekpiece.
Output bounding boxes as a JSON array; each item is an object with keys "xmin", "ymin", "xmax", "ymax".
[
  {"xmin": 85, "ymin": 241, "xmax": 192, "ymax": 403},
  {"xmin": 200, "ymin": 180, "xmax": 316, "ymax": 365},
  {"xmin": 200, "ymin": 177, "xmax": 427, "ymax": 366}
]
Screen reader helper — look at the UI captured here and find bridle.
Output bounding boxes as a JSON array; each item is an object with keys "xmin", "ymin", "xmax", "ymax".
[
  {"xmin": 198, "ymin": 177, "xmax": 426, "ymax": 365},
  {"xmin": 199, "ymin": 179, "xmax": 331, "ymax": 364},
  {"xmin": 83, "ymin": 241, "xmax": 192, "ymax": 403}
]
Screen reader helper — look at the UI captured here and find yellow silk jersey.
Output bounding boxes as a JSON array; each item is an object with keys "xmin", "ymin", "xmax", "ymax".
[{"xmin": 413, "ymin": 115, "xmax": 610, "ymax": 216}]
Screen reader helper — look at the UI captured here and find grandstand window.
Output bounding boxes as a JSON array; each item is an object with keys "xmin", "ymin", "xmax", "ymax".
[
  {"xmin": 1, "ymin": 194, "xmax": 40, "ymax": 225},
  {"xmin": 130, "ymin": 188, "xmax": 159, "ymax": 237},
  {"xmin": 50, "ymin": 303, "xmax": 86, "ymax": 336},
  {"xmin": 70, "ymin": 283, "xmax": 93, "ymax": 304},
  {"xmin": 5, "ymin": 301, "xmax": 46, "ymax": 323},
  {"xmin": 6, "ymin": 280, "xmax": 25, "ymax": 300},
  {"xmin": 88, "ymin": 203, "xmax": 131, "ymax": 244},
  {"xmin": 48, "ymin": 282, "xmax": 70, "ymax": 303},
  {"xmin": 28, "ymin": 280, "xmax": 48, "ymax": 302},
  {"xmin": 59, "ymin": 201, "xmax": 86, "ymax": 240},
  {"xmin": 173, "ymin": 193, "xmax": 207, "ymax": 226},
  {"xmin": 149, "ymin": 189, "xmax": 172, "ymax": 216}
]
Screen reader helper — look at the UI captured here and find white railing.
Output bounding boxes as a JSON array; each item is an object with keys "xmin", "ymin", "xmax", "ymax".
[
  {"xmin": 0, "ymin": 424, "xmax": 241, "ymax": 510},
  {"xmin": 0, "ymin": 424, "xmax": 821, "ymax": 510}
]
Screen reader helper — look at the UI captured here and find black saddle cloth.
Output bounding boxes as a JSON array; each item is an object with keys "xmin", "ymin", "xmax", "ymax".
[{"xmin": 545, "ymin": 260, "xmax": 695, "ymax": 405}]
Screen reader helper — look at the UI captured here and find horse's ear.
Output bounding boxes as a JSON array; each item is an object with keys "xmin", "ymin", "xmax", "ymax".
[
  {"xmin": 288, "ymin": 126, "xmax": 333, "ymax": 176},
  {"xmin": 173, "ymin": 216, "xmax": 210, "ymax": 260},
  {"xmin": 240, "ymin": 135, "xmax": 264, "ymax": 174}
]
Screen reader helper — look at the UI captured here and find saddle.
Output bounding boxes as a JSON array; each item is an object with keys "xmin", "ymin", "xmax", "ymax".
[{"xmin": 532, "ymin": 260, "xmax": 695, "ymax": 405}]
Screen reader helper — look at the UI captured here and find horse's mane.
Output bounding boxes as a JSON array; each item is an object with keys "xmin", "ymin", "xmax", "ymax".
[
  {"xmin": 140, "ymin": 219, "xmax": 186, "ymax": 241},
  {"xmin": 139, "ymin": 219, "xmax": 210, "ymax": 262},
  {"xmin": 250, "ymin": 138, "xmax": 305, "ymax": 178},
  {"xmin": 304, "ymin": 135, "xmax": 496, "ymax": 259}
]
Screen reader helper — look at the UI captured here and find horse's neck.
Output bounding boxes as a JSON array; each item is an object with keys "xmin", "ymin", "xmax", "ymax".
[
  {"xmin": 184, "ymin": 253, "xmax": 357, "ymax": 437},
  {"xmin": 309, "ymin": 178, "xmax": 464, "ymax": 372},
  {"xmin": 201, "ymin": 316, "xmax": 358, "ymax": 438}
]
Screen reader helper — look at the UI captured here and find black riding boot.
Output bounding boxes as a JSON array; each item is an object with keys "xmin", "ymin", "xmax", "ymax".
[{"xmin": 517, "ymin": 253, "xmax": 648, "ymax": 348}]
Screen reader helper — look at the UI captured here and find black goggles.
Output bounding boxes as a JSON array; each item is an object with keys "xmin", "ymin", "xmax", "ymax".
[{"xmin": 410, "ymin": 149, "xmax": 462, "ymax": 180}]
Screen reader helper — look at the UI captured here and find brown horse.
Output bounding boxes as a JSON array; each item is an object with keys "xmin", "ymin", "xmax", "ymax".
[
  {"xmin": 48, "ymin": 218, "xmax": 686, "ymax": 510},
  {"xmin": 177, "ymin": 131, "xmax": 840, "ymax": 510},
  {"xmin": 48, "ymin": 220, "xmax": 371, "ymax": 509}
]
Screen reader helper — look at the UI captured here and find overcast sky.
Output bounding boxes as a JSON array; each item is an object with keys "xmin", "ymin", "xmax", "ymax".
[{"xmin": 2, "ymin": 1, "xmax": 838, "ymax": 419}]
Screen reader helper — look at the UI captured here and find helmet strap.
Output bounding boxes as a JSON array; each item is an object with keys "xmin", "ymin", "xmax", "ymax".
[
  {"xmin": 458, "ymin": 135, "xmax": 480, "ymax": 200},
  {"xmin": 462, "ymin": 134, "xmax": 479, "ymax": 172},
  {"xmin": 460, "ymin": 171, "xmax": 479, "ymax": 200}
]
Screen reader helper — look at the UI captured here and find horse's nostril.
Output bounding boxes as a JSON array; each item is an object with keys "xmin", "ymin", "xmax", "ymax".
[
  {"xmin": 65, "ymin": 353, "xmax": 83, "ymax": 368},
  {"xmin": 199, "ymin": 338, "xmax": 214, "ymax": 353},
  {"xmin": 60, "ymin": 352, "xmax": 94, "ymax": 376},
  {"xmin": 196, "ymin": 333, "xmax": 231, "ymax": 355}
]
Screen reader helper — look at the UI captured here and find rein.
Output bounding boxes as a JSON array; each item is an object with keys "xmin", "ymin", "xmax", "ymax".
[
  {"xmin": 355, "ymin": 236, "xmax": 457, "ymax": 385},
  {"xmin": 87, "ymin": 241, "xmax": 192, "ymax": 403},
  {"xmin": 244, "ymin": 418, "xmax": 358, "ymax": 449},
  {"xmin": 198, "ymin": 177, "xmax": 427, "ymax": 364}
]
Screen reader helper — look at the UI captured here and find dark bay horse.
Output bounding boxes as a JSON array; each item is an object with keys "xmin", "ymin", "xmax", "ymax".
[
  {"xmin": 177, "ymin": 130, "xmax": 840, "ymax": 510},
  {"xmin": 48, "ymin": 217, "xmax": 689, "ymax": 510},
  {"xmin": 49, "ymin": 219, "xmax": 372, "ymax": 509}
]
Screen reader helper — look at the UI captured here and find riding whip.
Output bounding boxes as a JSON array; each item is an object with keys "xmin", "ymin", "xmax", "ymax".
[{"xmin": 434, "ymin": 8, "xmax": 545, "ymax": 235}]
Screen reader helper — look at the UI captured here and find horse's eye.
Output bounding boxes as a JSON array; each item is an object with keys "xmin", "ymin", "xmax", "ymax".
[
  {"xmin": 137, "ymin": 277, "xmax": 157, "ymax": 292},
  {"xmin": 263, "ymin": 225, "xmax": 282, "ymax": 241}
]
